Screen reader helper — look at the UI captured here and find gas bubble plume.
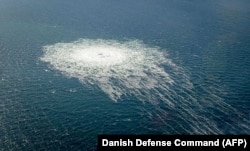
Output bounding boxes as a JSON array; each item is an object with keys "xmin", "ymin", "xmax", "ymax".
[
  {"xmin": 41, "ymin": 39, "xmax": 175, "ymax": 103},
  {"xmin": 40, "ymin": 38, "xmax": 250, "ymax": 134}
]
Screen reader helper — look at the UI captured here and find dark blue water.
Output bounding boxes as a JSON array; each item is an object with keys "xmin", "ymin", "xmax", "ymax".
[{"xmin": 0, "ymin": 0, "xmax": 250, "ymax": 150}]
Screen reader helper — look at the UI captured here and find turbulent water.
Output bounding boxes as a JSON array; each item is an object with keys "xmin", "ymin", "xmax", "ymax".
[
  {"xmin": 0, "ymin": 0, "xmax": 250, "ymax": 150},
  {"xmin": 41, "ymin": 39, "xmax": 176, "ymax": 102},
  {"xmin": 40, "ymin": 38, "xmax": 249, "ymax": 135}
]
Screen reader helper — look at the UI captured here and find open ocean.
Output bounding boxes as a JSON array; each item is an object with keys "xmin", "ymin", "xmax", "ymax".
[{"xmin": 0, "ymin": 0, "xmax": 250, "ymax": 150}]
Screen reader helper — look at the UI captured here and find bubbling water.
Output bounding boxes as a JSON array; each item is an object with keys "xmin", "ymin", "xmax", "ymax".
[
  {"xmin": 41, "ymin": 39, "xmax": 175, "ymax": 102},
  {"xmin": 40, "ymin": 38, "xmax": 250, "ymax": 134}
]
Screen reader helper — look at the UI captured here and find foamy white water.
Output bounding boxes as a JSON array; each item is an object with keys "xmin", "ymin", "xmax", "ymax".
[
  {"xmin": 40, "ymin": 38, "xmax": 250, "ymax": 134},
  {"xmin": 40, "ymin": 39, "xmax": 176, "ymax": 102}
]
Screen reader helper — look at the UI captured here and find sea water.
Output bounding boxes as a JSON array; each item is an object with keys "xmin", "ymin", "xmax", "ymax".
[{"xmin": 0, "ymin": 0, "xmax": 249, "ymax": 150}]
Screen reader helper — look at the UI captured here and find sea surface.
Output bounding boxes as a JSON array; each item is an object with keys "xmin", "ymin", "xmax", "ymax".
[{"xmin": 0, "ymin": 0, "xmax": 250, "ymax": 150}]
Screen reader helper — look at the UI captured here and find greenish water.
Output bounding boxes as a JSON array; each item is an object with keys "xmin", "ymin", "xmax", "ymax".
[{"xmin": 0, "ymin": 0, "xmax": 249, "ymax": 150}]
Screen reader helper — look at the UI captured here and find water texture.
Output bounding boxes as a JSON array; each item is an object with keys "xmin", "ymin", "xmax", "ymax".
[{"xmin": 0, "ymin": 0, "xmax": 249, "ymax": 150}]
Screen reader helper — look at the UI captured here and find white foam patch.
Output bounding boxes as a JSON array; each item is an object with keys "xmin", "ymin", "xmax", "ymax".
[
  {"xmin": 41, "ymin": 39, "xmax": 175, "ymax": 103},
  {"xmin": 40, "ymin": 38, "xmax": 250, "ymax": 134}
]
